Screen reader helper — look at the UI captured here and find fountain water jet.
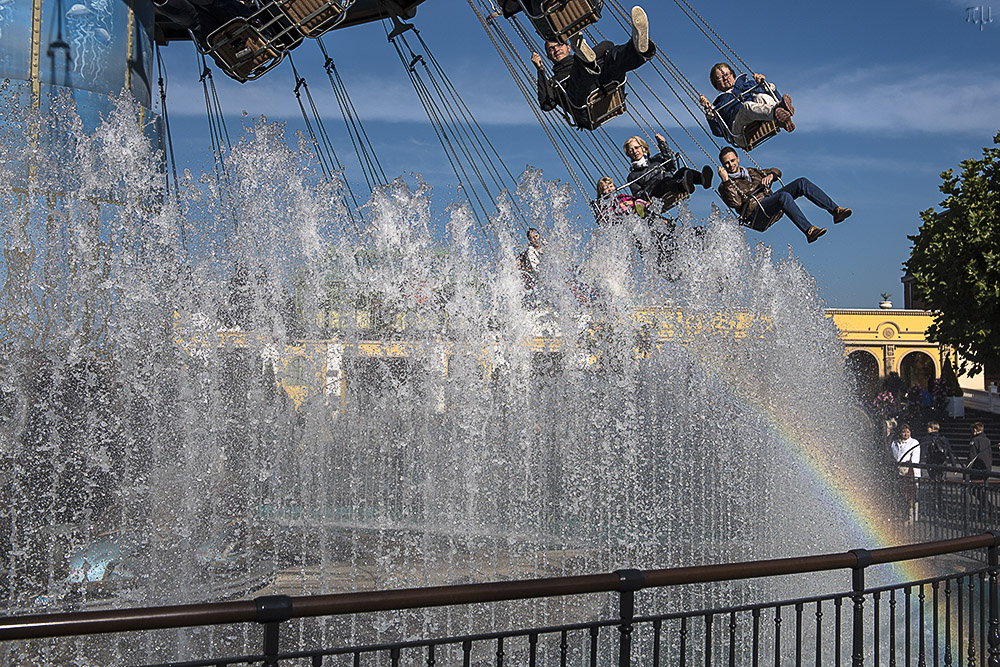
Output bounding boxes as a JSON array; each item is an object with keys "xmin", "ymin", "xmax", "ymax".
[{"xmin": 0, "ymin": 91, "xmax": 900, "ymax": 665}]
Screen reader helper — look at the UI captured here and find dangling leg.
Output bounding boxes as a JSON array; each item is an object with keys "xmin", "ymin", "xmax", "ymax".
[
  {"xmin": 648, "ymin": 172, "xmax": 691, "ymax": 198},
  {"xmin": 568, "ymin": 33, "xmax": 596, "ymax": 65},
  {"xmin": 681, "ymin": 166, "xmax": 714, "ymax": 190},
  {"xmin": 731, "ymin": 91, "xmax": 783, "ymax": 135},
  {"xmin": 596, "ymin": 6, "xmax": 656, "ymax": 88},
  {"xmin": 778, "ymin": 178, "xmax": 839, "ymax": 215},
  {"xmin": 677, "ymin": 168, "xmax": 697, "ymax": 194},
  {"xmin": 754, "ymin": 82, "xmax": 794, "ymax": 131},
  {"xmin": 759, "ymin": 190, "xmax": 826, "ymax": 242}
]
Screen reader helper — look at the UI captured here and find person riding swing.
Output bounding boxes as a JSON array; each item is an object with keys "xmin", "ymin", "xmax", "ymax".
[
  {"xmin": 698, "ymin": 63, "xmax": 794, "ymax": 150},
  {"xmin": 531, "ymin": 6, "xmax": 655, "ymax": 131},
  {"xmin": 622, "ymin": 133, "xmax": 713, "ymax": 206},
  {"xmin": 716, "ymin": 146, "xmax": 852, "ymax": 243}
]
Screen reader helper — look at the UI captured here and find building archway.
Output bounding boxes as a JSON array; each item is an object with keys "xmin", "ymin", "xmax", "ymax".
[
  {"xmin": 845, "ymin": 350, "xmax": 880, "ymax": 400},
  {"xmin": 899, "ymin": 351, "xmax": 937, "ymax": 390}
]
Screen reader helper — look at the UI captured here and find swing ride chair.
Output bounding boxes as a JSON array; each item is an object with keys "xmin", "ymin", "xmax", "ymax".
[
  {"xmin": 203, "ymin": 18, "xmax": 285, "ymax": 82},
  {"xmin": 740, "ymin": 184, "xmax": 782, "ymax": 232},
  {"xmin": 517, "ymin": 0, "xmax": 601, "ymax": 44},
  {"xmin": 278, "ymin": 0, "xmax": 353, "ymax": 36},
  {"xmin": 648, "ymin": 152, "xmax": 691, "ymax": 212},
  {"xmin": 593, "ymin": 154, "xmax": 691, "ymax": 223},
  {"xmin": 614, "ymin": 164, "xmax": 691, "ymax": 216},
  {"xmin": 554, "ymin": 75, "xmax": 626, "ymax": 132},
  {"xmin": 711, "ymin": 80, "xmax": 780, "ymax": 151},
  {"xmin": 202, "ymin": 0, "xmax": 354, "ymax": 81}
]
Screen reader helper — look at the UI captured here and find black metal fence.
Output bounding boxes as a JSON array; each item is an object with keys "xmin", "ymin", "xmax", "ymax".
[
  {"xmin": 900, "ymin": 463, "xmax": 1000, "ymax": 550},
  {"xmin": 1, "ymin": 533, "xmax": 998, "ymax": 667}
]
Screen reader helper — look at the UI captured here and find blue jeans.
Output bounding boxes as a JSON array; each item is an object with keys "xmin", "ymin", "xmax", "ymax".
[{"xmin": 752, "ymin": 177, "xmax": 837, "ymax": 235}]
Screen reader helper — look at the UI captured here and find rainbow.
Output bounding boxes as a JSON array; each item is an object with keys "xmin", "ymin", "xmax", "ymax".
[
  {"xmin": 663, "ymin": 320, "xmax": 939, "ymax": 580},
  {"xmin": 670, "ymin": 321, "xmax": 968, "ymax": 657}
]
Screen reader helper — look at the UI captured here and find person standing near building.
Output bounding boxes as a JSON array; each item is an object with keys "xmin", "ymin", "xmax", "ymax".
[
  {"xmin": 891, "ymin": 423, "xmax": 921, "ymax": 521},
  {"xmin": 518, "ymin": 227, "xmax": 545, "ymax": 293},
  {"xmin": 524, "ymin": 227, "xmax": 544, "ymax": 275},
  {"xmin": 923, "ymin": 420, "xmax": 955, "ymax": 515},
  {"xmin": 923, "ymin": 421, "xmax": 957, "ymax": 480},
  {"xmin": 967, "ymin": 421, "xmax": 993, "ymax": 480},
  {"xmin": 966, "ymin": 421, "xmax": 993, "ymax": 518}
]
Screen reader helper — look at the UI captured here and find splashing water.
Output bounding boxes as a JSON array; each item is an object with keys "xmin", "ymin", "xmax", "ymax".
[{"xmin": 0, "ymin": 91, "xmax": 898, "ymax": 664}]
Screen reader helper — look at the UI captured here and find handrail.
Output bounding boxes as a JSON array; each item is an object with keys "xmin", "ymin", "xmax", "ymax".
[
  {"xmin": 964, "ymin": 387, "xmax": 1000, "ymax": 415},
  {"xmin": 1, "ymin": 533, "xmax": 996, "ymax": 642},
  {"xmin": 899, "ymin": 461, "xmax": 1000, "ymax": 478}
]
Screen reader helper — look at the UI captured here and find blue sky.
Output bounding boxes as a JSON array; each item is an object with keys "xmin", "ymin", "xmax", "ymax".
[{"xmin": 155, "ymin": 0, "xmax": 1000, "ymax": 308}]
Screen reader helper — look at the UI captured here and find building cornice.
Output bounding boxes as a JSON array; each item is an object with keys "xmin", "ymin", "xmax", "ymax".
[{"xmin": 824, "ymin": 308, "xmax": 937, "ymax": 316}]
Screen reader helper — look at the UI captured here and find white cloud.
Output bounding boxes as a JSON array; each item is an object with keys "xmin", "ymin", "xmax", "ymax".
[
  {"xmin": 164, "ymin": 67, "xmax": 535, "ymax": 125},
  {"xmin": 162, "ymin": 58, "xmax": 1000, "ymax": 139},
  {"xmin": 791, "ymin": 67, "xmax": 1000, "ymax": 135}
]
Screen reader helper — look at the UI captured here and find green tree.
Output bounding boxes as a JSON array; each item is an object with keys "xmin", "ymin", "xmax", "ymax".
[{"xmin": 905, "ymin": 132, "xmax": 1000, "ymax": 375}]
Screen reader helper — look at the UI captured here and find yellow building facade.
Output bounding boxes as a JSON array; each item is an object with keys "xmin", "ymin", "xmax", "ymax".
[
  {"xmin": 825, "ymin": 308, "xmax": 983, "ymax": 396},
  {"xmin": 176, "ymin": 307, "xmax": 983, "ymax": 409}
]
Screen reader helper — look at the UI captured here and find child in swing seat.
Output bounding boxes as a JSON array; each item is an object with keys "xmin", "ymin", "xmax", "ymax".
[{"xmin": 594, "ymin": 176, "xmax": 649, "ymax": 225}]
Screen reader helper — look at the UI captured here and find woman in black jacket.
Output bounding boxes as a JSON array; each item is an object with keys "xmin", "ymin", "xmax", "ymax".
[{"xmin": 623, "ymin": 133, "xmax": 713, "ymax": 202}]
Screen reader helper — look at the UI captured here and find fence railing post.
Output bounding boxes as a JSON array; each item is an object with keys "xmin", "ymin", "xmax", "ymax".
[
  {"xmin": 849, "ymin": 548, "xmax": 872, "ymax": 667},
  {"xmin": 256, "ymin": 594, "xmax": 293, "ymax": 667},
  {"xmin": 615, "ymin": 568, "xmax": 645, "ymax": 667},
  {"xmin": 988, "ymin": 531, "xmax": 1000, "ymax": 667}
]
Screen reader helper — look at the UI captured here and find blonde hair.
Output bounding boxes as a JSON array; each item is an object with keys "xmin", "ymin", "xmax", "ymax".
[
  {"xmin": 596, "ymin": 176, "xmax": 615, "ymax": 196},
  {"xmin": 622, "ymin": 135, "xmax": 649, "ymax": 157}
]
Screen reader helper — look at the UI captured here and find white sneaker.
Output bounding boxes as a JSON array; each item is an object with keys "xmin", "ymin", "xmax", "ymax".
[
  {"xmin": 631, "ymin": 6, "xmax": 649, "ymax": 55},
  {"xmin": 569, "ymin": 33, "xmax": 596, "ymax": 66}
]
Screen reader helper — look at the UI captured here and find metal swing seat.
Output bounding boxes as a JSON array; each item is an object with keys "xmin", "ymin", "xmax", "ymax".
[
  {"xmin": 592, "ymin": 191, "xmax": 685, "ymax": 225},
  {"xmin": 732, "ymin": 119, "xmax": 780, "ymax": 151},
  {"xmin": 741, "ymin": 208, "xmax": 782, "ymax": 232},
  {"xmin": 517, "ymin": 0, "xmax": 601, "ymax": 43},
  {"xmin": 278, "ymin": 0, "xmax": 353, "ymax": 36},
  {"xmin": 554, "ymin": 75, "xmax": 626, "ymax": 131},
  {"xmin": 652, "ymin": 151, "xmax": 693, "ymax": 212},
  {"xmin": 738, "ymin": 186, "xmax": 783, "ymax": 232},
  {"xmin": 710, "ymin": 80, "xmax": 782, "ymax": 151},
  {"xmin": 711, "ymin": 111, "xmax": 780, "ymax": 151},
  {"xmin": 655, "ymin": 188, "xmax": 689, "ymax": 212},
  {"xmin": 203, "ymin": 18, "xmax": 288, "ymax": 82},
  {"xmin": 202, "ymin": 0, "xmax": 353, "ymax": 81},
  {"xmin": 624, "ymin": 151, "xmax": 693, "ymax": 213}
]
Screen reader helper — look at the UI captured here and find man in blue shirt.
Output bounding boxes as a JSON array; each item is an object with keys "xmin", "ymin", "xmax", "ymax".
[{"xmin": 698, "ymin": 62, "xmax": 794, "ymax": 143}]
